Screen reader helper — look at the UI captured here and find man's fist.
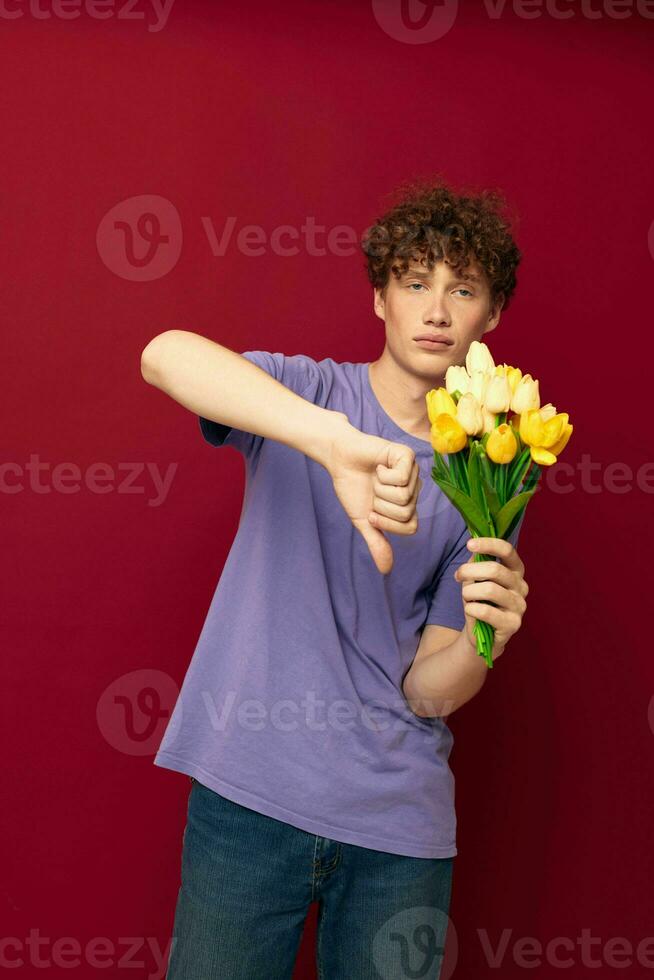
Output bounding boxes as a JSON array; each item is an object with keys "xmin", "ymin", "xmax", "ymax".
[{"xmin": 325, "ymin": 428, "xmax": 422, "ymax": 575}]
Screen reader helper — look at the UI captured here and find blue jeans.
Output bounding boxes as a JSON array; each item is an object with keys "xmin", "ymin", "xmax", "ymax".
[{"xmin": 165, "ymin": 776, "xmax": 454, "ymax": 979}]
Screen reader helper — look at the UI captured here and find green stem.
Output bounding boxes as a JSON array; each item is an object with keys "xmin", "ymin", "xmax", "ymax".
[
  {"xmin": 470, "ymin": 545, "xmax": 497, "ymax": 668},
  {"xmin": 449, "ymin": 448, "xmax": 470, "ymax": 494}
]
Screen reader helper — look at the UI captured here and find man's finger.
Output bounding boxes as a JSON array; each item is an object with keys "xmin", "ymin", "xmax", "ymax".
[
  {"xmin": 368, "ymin": 511, "xmax": 418, "ymax": 536},
  {"xmin": 374, "ymin": 464, "xmax": 420, "ymax": 505},
  {"xmin": 467, "ymin": 537, "xmax": 524, "ymax": 573},
  {"xmin": 371, "ymin": 494, "xmax": 415, "ymax": 523},
  {"xmin": 354, "ymin": 519, "xmax": 394, "ymax": 575},
  {"xmin": 376, "ymin": 447, "xmax": 415, "ymax": 487},
  {"xmin": 455, "ymin": 560, "xmax": 516, "ymax": 588}
]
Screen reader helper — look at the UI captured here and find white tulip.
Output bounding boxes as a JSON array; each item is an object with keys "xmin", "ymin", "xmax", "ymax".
[
  {"xmin": 468, "ymin": 369, "xmax": 490, "ymax": 405},
  {"xmin": 465, "ymin": 340, "xmax": 495, "ymax": 376},
  {"xmin": 481, "ymin": 406, "xmax": 497, "ymax": 435},
  {"xmin": 484, "ymin": 375, "xmax": 512, "ymax": 413},
  {"xmin": 539, "ymin": 401, "xmax": 557, "ymax": 421},
  {"xmin": 456, "ymin": 392, "xmax": 484, "ymax": 435},
  {"xmin": 445, "ymin": 365, "xmax": 470, "ymax": 397},
  {"xmin": 511, "ymin": 374, "xmax": 541, "ymax": 414}
]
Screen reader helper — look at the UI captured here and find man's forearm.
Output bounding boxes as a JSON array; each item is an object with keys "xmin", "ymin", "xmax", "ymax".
[
  {"xmin": 403, "ymin": 629, "xmax": 504, "ymax": 718},
  {"xmin": 140, "ymin": 330, "xmax": 351, "ymax": 468}
]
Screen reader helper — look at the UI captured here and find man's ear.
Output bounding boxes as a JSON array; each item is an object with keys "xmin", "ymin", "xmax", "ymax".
[
  {"xmin": 483, "ymin": 293, "xmax": 504, "ymax": 335},
  {"xmin": 373, "ymin": 286, "xmax": 386, "ymax": 322}
]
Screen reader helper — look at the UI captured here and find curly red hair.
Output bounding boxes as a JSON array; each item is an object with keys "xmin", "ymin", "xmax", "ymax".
[{"xmin": 361, "ymin": 175, "xmax": 521, "ymax": 311}]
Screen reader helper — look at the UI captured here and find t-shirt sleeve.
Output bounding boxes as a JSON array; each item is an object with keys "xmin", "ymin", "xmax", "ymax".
[
  {"xmin": 424, "ymin": 508, "xmax": 527, "ymax": 632},
  {"xmin": 198, "ymin": 350, "xmax": 320, "ymax": 460}
]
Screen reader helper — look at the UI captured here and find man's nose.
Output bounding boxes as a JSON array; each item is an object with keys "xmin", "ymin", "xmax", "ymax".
[{"xmin": 424, "ymin": 294, "xmax": 451, "ymax": 326}]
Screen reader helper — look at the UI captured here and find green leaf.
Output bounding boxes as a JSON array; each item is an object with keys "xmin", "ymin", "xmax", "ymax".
[
  {"xmin": 431, "ymin": 451, "xmax": 451, "ymax": 483},
  {"xmin": 506, "ymin": 446, "xmax": 532, "ymax": 499},
  {"xmin": 523, "ymin": 462, "xmax": 542, "ymax": 493},
  {"xmin": 481, "ymin": 478, "xmax": 502, "ymax": 524},
  {"xmin": 467, "ymin": 445, "xmax": 492, "ymax": 529},
  {"xmin": 504, "ymin": 507, "xmax": 524, "ymax": 540},
  {"xmin": 431, "ymin": 476, "xmax": 492, "ymax": 536},
  {"xmin": 498, "ymin": 460, "xmax": 508, "ymax": 506},
  {"xmin": 450, "ymin": 449, "xmax": 470, "ymax": 494},
  {"xmin": 494, "ymin": 489, "xmax": 536, "ymax": 537},
  {"xmin": 478, "ymin": 446, "xmax": 496, "ymax": 491}
]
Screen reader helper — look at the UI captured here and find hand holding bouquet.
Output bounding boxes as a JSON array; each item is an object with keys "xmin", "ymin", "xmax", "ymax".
[{"xmin": 427, "ymin": 340, "xmax": 573, "ymax": 667}]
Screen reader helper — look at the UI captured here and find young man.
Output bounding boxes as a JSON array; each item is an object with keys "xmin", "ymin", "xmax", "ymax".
[{"xmin": 141, "ymin": 180, "xmax": 529, "ymax": 980}]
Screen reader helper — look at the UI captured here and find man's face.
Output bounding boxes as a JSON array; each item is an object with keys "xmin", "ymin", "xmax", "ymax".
[{"xmin": 373, "ymin": 256, "xmax": 503, "ymax": 380}]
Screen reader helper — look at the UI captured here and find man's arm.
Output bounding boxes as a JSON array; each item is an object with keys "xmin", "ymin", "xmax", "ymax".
[
  {"xmin": 402, "ymin": 624, "xmax": 491, "ymax": 719},
  {"xmin": 140, "ymin": 330, "xmax": 425, "ymax": 575},
  {"xmin": 140, "ymin": 330, "xmax": 350, "ymax": 470},
  {"xmin": 403, "ymin": 536, "xmax": 528, "ymax": 717}
]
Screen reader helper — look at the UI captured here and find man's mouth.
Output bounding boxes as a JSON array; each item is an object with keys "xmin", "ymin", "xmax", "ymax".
[{"xmin": 414, "ymin": 333, "xmax": 454, "ymax": 348}]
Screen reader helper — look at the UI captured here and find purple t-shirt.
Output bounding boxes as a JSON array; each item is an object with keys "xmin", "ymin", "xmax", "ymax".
[{"xmin": 154, "ymin": 351, "xmax": 523, "ymax": 858}]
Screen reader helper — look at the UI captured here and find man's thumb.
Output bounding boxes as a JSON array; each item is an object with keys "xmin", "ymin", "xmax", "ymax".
[{"xmin": 354, "ymin": 519, "xmax": 394, "ymax": 575}]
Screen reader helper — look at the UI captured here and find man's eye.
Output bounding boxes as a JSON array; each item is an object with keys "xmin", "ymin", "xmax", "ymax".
[
  {"xmin": 408, "ymin": 283, "xmax": 426, "ymax": 291},
  {"xmin": 455, "ymin": 288, "xmax": 473, "ymax": 297}
]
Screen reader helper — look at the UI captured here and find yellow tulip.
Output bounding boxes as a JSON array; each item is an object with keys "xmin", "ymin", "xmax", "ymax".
[
  {"xmin": 548, "ymin": 423, "xmax": 573, "ymax": 457},
  {"xmin": 519, "ymin": 406, "xmax": 573, "ymax": 465},
  {"xmin": 484, "ymin": 375, "xmax": 512, "ymax": 413},
  {"xmin": 426, "ymin": 388, "xmax": 457, "ymax": 424},
  {"xmin": 486, "ymin": 423, "xmax": 518, "ymax": 464},
  {"xmin": 495, "ymin": 363, "xmax": 523, "ymax": 396},
  {"xmin": 430, "ymin": 413, "xmax": 468, "ymax": 454},
  {"xmin": 456, "ymin": 392, "xmax": 483, "ymax": 435},
  {"xmin": 445, "ymin": 364, "xmax": 470, "ymax": 397},
  {"xmin": 511, "ymin": 374, "xmax": 540, "ymax": 414},
  {"xmin": 465, "ymin": 340, "xmax": 495, "ymax": 376}
]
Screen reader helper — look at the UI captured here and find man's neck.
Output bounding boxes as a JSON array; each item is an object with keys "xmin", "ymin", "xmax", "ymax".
[{"xmin": 368, "ymin": 353, "xmax": 443, "ymax": 443}]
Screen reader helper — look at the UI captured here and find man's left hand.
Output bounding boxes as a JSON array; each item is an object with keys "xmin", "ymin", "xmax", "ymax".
[{"xmin": 454, "ymin": 537, "xmax": 529, "ymax": 661}]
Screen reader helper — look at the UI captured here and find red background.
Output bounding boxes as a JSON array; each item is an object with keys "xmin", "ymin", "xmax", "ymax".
[{"xmin": 3, "ymin": 2, "xmax": 652, "ymax": 977}]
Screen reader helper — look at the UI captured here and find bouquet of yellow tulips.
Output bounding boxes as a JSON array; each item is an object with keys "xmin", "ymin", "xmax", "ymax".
[{"xmin": 427, "ymin": 340, "xmax": 573, "ymax": 668}]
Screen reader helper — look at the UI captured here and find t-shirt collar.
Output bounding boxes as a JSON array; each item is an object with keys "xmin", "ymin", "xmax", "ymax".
[{"xmin": 360, "ymin": 362, "xmax": 434, "ymax": 454}]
